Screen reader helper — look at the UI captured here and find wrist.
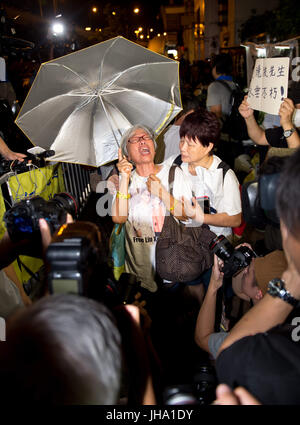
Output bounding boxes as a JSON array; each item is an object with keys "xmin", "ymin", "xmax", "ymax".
[
  {"xmin": 120, "ymin": 172, "xmax": 130, "ymax": 181},
  {"xmin": 244, "ymin": 114, "xmax": 255, "ymax": 122},
  {"xmin": 281, "ymin": 121, "xmax": 294, "ymax": 130},
  {"xmin": 207, "ymin": 281, "xmax": 221, "ymax": 295}
]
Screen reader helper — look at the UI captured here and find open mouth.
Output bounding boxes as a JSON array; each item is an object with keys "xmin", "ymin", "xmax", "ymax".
[{"xmin": 139, "ymin": 146, "xmax": 151, "ymax": 155}]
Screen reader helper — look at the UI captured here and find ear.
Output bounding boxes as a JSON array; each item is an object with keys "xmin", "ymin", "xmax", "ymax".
[
  {"xmin": 280, "ymin": 219, "xmax": 288, "ymax": 244},
  {"xmin": 254, "ymin": 288, "xmax": 263, "ymax": 301},
  {"xmin": 207, "ymin": 142, "xmax": 214, "ymax": 154}
]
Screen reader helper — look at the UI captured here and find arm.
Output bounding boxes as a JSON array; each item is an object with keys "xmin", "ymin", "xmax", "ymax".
[
  {"xmin": 279, "ymin": 98, "xmax": 300, "ymax": 148},
  {"xmin": 111, "ymin": 149, "xmax": 133, "ymax": 224},
  {"xmin": 0, "ymin": 136, "xmax": 27, "ymax": 161},
  {"xmin": 183, "ymin": 200, "xmax": 241, "ymax": 228},
  {"xmin": 207, "ymin": 82, "xmax": 223, "ymax": 119},
  {"xmin": 217, "ymin": 259, "xmax": 300, "ymax": 356},
  {"xmin": 239, "ymin": 96, "xmax": 269, "ymax": 145},
  {"xmin": 204, "ymin": 212, "xmax": 241, "ymax": 228},
  {"xmin": 210, "ymin": 104, "xmax": 222, "ymax": 119},
  {"xmin": 194, "ymin": 255, "xmax": 224, "ymax": 352}
]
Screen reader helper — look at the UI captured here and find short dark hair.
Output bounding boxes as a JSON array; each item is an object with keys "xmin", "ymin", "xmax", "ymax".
[
  {"xmin": 212, "ymin": 53, "xmax": 233, "ymax": 75},
  {"xmin": 0, "ymin": 294, "xmax": 122, "ymax": 405},
  {"xmin": 276, "ymin": 148, "xmax": 300, "ymax": 237},
  {"xmin": 179, "ymin": 107, "xmax": 220, "ymax": 149}
]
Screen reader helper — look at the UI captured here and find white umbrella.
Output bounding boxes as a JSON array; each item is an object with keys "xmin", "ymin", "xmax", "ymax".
[{"xmin": 15, "ymin": 36, "xmax": 182, "ymax": 167}]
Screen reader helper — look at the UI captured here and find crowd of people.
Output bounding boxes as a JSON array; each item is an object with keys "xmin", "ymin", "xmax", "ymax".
[{"xmin": 1, "ymin": 48, "xmax": 300, "ymax": 407}]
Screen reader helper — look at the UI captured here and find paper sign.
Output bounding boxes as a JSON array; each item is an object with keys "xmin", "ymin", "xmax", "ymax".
[{"xmin": 247, "ymin": 57, "xmax": 289, "ymax": 115}]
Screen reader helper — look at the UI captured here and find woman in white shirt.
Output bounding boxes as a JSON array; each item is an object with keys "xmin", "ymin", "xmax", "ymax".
[{"xmin": 179, "ymin": 108, "xmax": 242, "ymax": 240}]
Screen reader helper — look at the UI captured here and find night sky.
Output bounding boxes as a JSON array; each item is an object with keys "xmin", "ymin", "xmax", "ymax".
[{"xmin": 5, "ymin": 0, "xmax": 172, "ymax": 29}]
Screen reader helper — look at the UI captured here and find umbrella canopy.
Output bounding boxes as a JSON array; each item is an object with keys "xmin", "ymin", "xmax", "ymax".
[{"xmin": 15, "ymin": 36, "xmax": 182, "ymax": 167}]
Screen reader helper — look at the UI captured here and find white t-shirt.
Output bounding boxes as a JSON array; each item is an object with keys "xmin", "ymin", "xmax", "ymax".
[
  {"xmin": 0, "ymin": 270, "xmax": 23, "ymax": 319},
  {"xmin": 206, "ymin": 80, "xmax": 236, "ymax": 117},
  {"xmin": 179, "ymin": 155, "xmax": 242, "ymax": 237},
  {"xmin": 124, "ymin": 162, "xmax": 192, "ymax": 292}
]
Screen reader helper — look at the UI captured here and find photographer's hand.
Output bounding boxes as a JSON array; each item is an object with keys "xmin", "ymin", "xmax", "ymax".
[
  {"xmin": 0, "ymin": 136, "xmax": 27, "ymax": 161},
  {"xmin": 235, "ymin": 242, "xmax": 253, "ymax": 251},
  {"xmin": 195, "ymin": 255, "xmax": 224, "ymax": 354},
  {"xmin": 213, "ymin": 384, "xmax": 261, "ymax": 405}
]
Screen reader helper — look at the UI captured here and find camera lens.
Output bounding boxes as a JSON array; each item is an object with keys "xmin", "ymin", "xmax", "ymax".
[
  {"xmin": 209, "ymin": 235, "xmax": 234, "ymax": 261},
  {"xmin": 52, "ymin": 193, "xmax": 78, "ymax": 217}
]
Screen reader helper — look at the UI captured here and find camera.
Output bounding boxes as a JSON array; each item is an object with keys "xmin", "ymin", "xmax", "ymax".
[
  {"xmin": 241, "ymin": 156, "xmax": 290, "ymax": 229},
  {"xmin": 163, "ymin": 365, "xmax": 217, "ymax": 405},
  {"xmin": 46, "ymin": 221, "xmax": 106, "ymax": 299},
  {"xmin": 4, "ymin": 192, "xmax": 77, "ymax": 242},
  {"xmin": 46, "ymin": 221, "xmax": 140, "ymax": 305},
  {"xmin": 241, "ymin": 173, "xmax": 281, "ymax": 228},
  {"xmin": 0, "ymin": 150, "xmax": 56, "ymax": 177},
  {"xmin": 210, "ymin": 234, "xmax": 257, "ymax": 278}
]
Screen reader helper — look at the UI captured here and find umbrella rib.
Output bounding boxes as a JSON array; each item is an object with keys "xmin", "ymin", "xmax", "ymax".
[
  {"xmin": 98, "ymin": 95, "xmax": 121, "ymax": 147},
  {"xmin": 103, "ymin": 61, "xmax": 175, "ymax": 90},
  {"xmin": 99, "ymin": 37, "xmax": 120, "ymax": 89},
  {"xmin": 46, "ymin": 62, "xmax": 97, "ymax": 94}
]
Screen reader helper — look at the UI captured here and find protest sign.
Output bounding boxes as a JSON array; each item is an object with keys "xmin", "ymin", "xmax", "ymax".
[{"xmin": 247, "ymin": 57, "xmax": 289, "ymax": 115}]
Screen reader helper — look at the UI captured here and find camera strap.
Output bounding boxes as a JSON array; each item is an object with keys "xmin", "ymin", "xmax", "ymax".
[{"xmin": 16, "ymin": 256, "xmax": 41, "ymax": 296}]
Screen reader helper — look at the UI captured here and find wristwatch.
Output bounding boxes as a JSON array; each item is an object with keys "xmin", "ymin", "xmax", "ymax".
[
  {"xmin": 267, "ymin": 278, "xmax": 299, "ymax": 307},
  {"xmin": 283, "ymin": 128, "xmax": 295, "ymax": 138}
]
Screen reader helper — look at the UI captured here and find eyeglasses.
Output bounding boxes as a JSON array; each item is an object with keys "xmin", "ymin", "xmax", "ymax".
[{"xmin": 128, "ymin": 134, "xmax": 152, "ymax": 144}]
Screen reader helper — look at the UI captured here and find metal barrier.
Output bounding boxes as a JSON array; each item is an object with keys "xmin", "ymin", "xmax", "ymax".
[
  {"xmin": 0, "ymin": 162, "xmax": 92, "ymax": 220},
  {"xmin": 60, "ymin": 163, "xmax": 92, "ymax": 214}
]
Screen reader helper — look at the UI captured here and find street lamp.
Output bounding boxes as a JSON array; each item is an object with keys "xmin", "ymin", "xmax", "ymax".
[
  {"xmin": 138, "ymin": 27, "xmax": 143, "ymax": 32},
  {"xmin": 92, "ymin": 7, "xmax": 97, "ymax": 13},
  {"xmin": 133, "ymin": 8, "xmax": 139, "ymax": 14}
]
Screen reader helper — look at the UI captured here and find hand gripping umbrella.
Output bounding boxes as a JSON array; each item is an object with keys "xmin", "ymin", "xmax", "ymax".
[{"xmin": 15, "ymin": 36, "xmax": 182, "ymax": 167}]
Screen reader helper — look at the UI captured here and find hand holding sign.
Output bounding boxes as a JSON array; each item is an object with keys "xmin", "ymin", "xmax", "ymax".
[
  {"xmin": 279, "ymin": 98, "xmax": 296, "ymax": 127},
  {"xmin": 247, "ymin": 57, "xmax": 289, "ymax": 115}
]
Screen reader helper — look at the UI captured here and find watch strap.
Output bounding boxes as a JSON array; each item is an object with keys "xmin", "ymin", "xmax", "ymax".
[
  {"xmin": 283, "ymin": 128, "xmax": 295, "ymax": 138},
  {"xmin": 267, "ymin": 278, "xmax": 299, "ymax": 307}
]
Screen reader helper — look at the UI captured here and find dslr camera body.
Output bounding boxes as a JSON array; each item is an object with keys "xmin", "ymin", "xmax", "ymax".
[
  {"xmin": 46, "ymin": 221, "xmax": 105, "ymax": 298},
  {"xmin": 46, "ymin": 221, "xmax": 140, "ymax": 305},
  {"xmin": 210, "ymin": 234, "xmax": 257, "ymax": 278},
  {"xmin": 4, "ymin": 193, "xmax": 77, "ymax": 242}
]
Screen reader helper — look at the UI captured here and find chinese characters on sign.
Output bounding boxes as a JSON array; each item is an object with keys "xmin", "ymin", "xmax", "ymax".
[{"xmin": 247, "ymin": 57, "xmax": 289, "ymax": 115}]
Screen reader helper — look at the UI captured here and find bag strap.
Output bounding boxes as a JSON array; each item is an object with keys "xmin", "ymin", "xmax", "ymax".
[
  {"xmin": 172, "ymin": 154, "xmax": 230, "ymax": 182},
  {"xmin": 217, "ymin": 161, "xmax": 230, "ymax": 181},
  {"xmin": 214, "ymin": 79, "xmax": 237, "ymax": 94},
  {"xmin": 168, "ymin": 164, "xmax": 177, "ymax": 197}
]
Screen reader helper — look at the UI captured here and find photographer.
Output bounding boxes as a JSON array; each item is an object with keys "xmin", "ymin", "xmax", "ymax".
[
  {"xmin": 0, "ymin": 207, "xmax": 73, "ymax": 318},
  {"xmin": 0, "ymin": 293, "xmax": 157, "ymax": 405},
  {"xmin": 0, "ymin": 218, "xmax": 52, "ymax": 317},
  {"xmin": 194, "ymin": 249, "xmax": 287, "ymax": 359},
  {"xmin": 215, "ymin": 148, "xmax": 300, "ymax": 404}
]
